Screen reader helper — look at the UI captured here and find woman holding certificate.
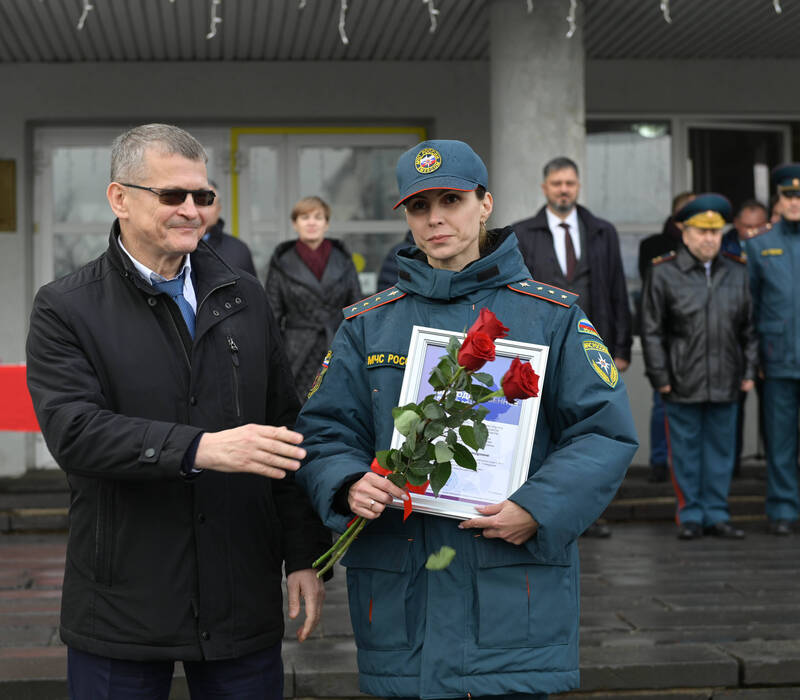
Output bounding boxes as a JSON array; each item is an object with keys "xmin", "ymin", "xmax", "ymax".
[{"xmin": 296, "ymin": 140, "xmax": 638, "ymax": 699}]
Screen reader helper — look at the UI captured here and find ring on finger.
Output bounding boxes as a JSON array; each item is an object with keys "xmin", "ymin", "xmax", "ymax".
[{"xmin": 369, "ymin": 498, "xmax": 375, "ymax": 510}]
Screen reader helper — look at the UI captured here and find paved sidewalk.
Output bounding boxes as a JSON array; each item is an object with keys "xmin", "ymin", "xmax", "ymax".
[{"xmin": 1, "ymin": 523, "xmax": 799, "ymax": 699}]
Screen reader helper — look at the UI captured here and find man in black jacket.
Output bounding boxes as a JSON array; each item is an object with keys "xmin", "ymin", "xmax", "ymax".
[
  {"xmin": 513, "ymin": 157, "xmax": 632, "ymax": 370},
  {"xmin": 26, "ymin": 124, "xmax": 330, "ymax": 699},
  {"xmin": 202, "ymin": 179, "xmax": 258, "ymax": 277},
  {"xmin": 641, "ymin": 194, "xmax": 757, "ymax": 541}
]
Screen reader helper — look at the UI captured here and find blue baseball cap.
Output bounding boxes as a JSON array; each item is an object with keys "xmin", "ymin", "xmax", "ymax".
[
  {"xmin": 674, "ymin": 193, "xmax": 732, "ymax": 229},
  {"xmin": 393, "ymin": 139, "xmax": 488, "ymax": 209},
  {"xmin": 772, "ymin": 163, "xmax": 800, "ymax": 192}
]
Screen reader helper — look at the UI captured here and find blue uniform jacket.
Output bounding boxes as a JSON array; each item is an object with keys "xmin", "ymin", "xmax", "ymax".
[
  {"xmin": 744, "ymin": 218, "xmax": 800, "ymax": 378},
  {"xmin": 296, "ymin": 231, "xmax": 637, "ymax": 698}
]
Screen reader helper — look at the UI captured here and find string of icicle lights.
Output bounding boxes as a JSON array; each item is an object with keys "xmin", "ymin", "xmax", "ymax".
[{"xmin": 65, "ymin": 1, "xmax": 789, "ymax": 43}]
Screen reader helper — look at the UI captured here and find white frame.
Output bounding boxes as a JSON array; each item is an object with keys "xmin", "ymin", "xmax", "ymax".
[{"xmin": 387, "ymin": 325, "xmax": 549, "ymax": 520}]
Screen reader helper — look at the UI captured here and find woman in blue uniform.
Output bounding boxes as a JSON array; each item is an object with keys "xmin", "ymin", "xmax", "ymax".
[{"xmin": 296, "ymin": 140, "xmax": 637, "ymax": 699}]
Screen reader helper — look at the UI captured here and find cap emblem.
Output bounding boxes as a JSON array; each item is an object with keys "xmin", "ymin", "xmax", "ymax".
[
  {"xmin": 794, "ymin": 178, "xmax": 800, "ymax": 187},
  {"xmin": 415, "ymin": 148, "xmax": 442, "ymax": 174}
]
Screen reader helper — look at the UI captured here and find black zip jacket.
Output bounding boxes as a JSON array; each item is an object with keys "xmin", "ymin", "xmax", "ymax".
[
  {"xmin": 641, "ymin": 246, "xmax": 758, "ymax": 403},
  {"xmin": 26, "ymin": 222, "xmax": 330, "ymax": 661}
]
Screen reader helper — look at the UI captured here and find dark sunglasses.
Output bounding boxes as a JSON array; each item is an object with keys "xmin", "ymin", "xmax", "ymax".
[{"xmin": 121, "ymin": 183, "xmax": 216, "ymax": 207}]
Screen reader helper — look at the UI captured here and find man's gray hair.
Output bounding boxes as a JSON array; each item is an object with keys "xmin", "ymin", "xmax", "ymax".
[
  {"xmin": 542, "ymin": 156, "xmax": 579, "ymax": 180},
  {"xmin": 110, "ymin": 123, "xmax": 207, "ymax": 182}
]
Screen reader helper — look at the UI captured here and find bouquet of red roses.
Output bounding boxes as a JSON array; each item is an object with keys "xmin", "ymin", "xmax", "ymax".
[{"xmin": 313, "ymin": 308, "xmax": 540, "ymax": 577}]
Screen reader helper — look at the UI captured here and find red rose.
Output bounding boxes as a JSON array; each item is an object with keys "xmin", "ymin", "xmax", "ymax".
[
  {"xmin": 457, "ymin": 331, "xmax": 496, "ymax": 371},
  {"xmin": 467, "ymin": 308, "xmax": 509, "ymax": 342},
  {"xmin": 501, "ymin": 357, "xmax": 540, "ymax": 403}
]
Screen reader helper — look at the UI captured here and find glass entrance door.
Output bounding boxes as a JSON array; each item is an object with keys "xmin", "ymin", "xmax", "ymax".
[
  {"xmin": 685, "ymin": 122, "xmax": 791, "ymax": 210},
  {"xmin": 233, "ymin": 128, "xmax": 423, "ymax": 292}
]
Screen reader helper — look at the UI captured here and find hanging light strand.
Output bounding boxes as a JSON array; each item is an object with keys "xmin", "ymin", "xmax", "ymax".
[
  {"xmin": 338, "ymin": 0, "xmax": 350, "ymax": 45},
  {"xmin": 565, "ymin": 0, "xmax": 577, "ymax": 38},
  {"xmin": 206, "ymin": 0, "xmax": 222, "ymax": 39},
  {"xmin": 423, "ymin": 0, "xmax": 440, "ymax": 33},
  {"xmin": 660, "ymin": 0, "xmax": 672, "ymax": 23},
  {"xmin": 773, "ymin": 0, "xmax": 783, "ymax": 14},
  {"xmin": 76, "ymin": 0, "xmax": 94, "ymax": 31},
  {"xmin": 527, "ymin": 0, "xmax": 533, "ymax": 12},
  {"xmin": 298, "ymin": 0, "xmax": 307, "ymax": 9}
]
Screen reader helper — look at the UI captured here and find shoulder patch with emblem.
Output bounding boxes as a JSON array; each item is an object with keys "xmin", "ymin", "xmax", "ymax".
[
  {"xmin": 507, "ymin": 278, "xmax": 578, "ymax": 308},
  {"xmin": 760, "ymin": 248, "xmax": 784, "ymax": 256},
  {"xmin": 582, "ymin": 339, "xmax": 618, "ymax": 388},
  {"xmin": 307, "ymin": 349, "xmax": 332, "ymax": 399},
  {"xmin": 651, "ymin": 251, "xmax": 677, "ymax": 266},
  {"xmin": 722, "ymin": 251, "xmax": 747, "ymax": 264},
  {"xmin": 344, "ymin": 286, "xmax": 407, "ymax": 320},
  {"xmin": 577, "ymin": 318, "xmax": 602, "ymax": 339},
  {"xmin": 743, "ymin": 223, "xmax": 772, "ymax": 239}
]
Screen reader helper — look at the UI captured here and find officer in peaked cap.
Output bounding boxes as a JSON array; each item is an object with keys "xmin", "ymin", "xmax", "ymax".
[
  {"xmin": 744, "ymin": 164, "xmax": 800, "ymax": 535},
  {"xmin": 642, "ymin": 193, "xmax": 757, "ymax": 540}
]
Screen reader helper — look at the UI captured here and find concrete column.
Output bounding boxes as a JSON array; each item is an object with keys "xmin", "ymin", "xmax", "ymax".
[{"xmin": 489, "ymin": 0, "xmax": 586, "ymax": 227}]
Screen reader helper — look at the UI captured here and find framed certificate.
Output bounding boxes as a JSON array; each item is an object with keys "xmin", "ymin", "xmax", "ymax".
[{"xmin": 387, "ymin": 326, "xmax": 549, "ymax": 520}]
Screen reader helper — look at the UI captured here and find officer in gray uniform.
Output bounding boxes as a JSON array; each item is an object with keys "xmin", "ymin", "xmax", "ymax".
[{"xmin": 744, "ymin": 163, "xmax": 800, "ymax": 535}]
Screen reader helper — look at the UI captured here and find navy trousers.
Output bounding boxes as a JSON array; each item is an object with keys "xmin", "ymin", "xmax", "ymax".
[
  {"xmin": 763, "ymin": 378, "xmax": 800, "ymax": 521},
  {"xmin": 67, "ymin": 643, "xmax": 283, "ymax": 700},
  {"xmin": 664, "ymin": 401, "xmax": 737, "ymax": 526},
  {"xmin": 649, "ymin": 389, "xmax": 668, "ymax": 466}
]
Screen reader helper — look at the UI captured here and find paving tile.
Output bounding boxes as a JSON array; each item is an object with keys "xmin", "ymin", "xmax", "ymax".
[
  {"xmin": 555, "ymin": 690, "xmax": 713, "ymax": 700},
  {"xmin": 714, "ymin": 689, "xmax": 800, "ymax": 699},
  {"xmin": 579, "ymin": 644, "xmax": 739, "ymax": 690},
  {"xmin": 283, "ymin": 638, "xmax": 362, "ymax": 697},
  {"xmin": 721, "ymin": 639, "xmax": 800, "ymax": 685},
  {"xmin": 620, "ymin": 607, "xmax": 800, "ymax": 631}
]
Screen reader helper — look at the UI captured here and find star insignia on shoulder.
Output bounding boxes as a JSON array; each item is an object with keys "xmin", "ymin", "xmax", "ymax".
[
  {"xmin": 519, "ymin": 282, "xmax": 529, "ymax": 287},
  {"xmin": 388, "ymin": 290, "xmax": 399, "ymax": 296}
]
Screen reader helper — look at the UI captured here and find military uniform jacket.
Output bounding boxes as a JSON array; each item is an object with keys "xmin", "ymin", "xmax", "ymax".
[
  {"xmin": 296, "ymin": 230, "xmax": 638, "ymax": 698},
  {"xmin": 26, "ymin": 224, "xmax": 331, "ymax": 662},
  {"xmin": 641, "ymin": 246, "xmax": 757, "ymax": 403},
  {"xmin": 744, "ymin": 218, "xmax": 800, "ymax": 378}
]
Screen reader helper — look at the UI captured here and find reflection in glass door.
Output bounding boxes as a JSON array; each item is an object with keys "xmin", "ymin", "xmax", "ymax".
[
  {"xmin": 233, "ymin": 128, "xmax": 424, "ymax": 292},
  {"xmin": 687, "ymin": 123, "xmax": 790, "ymax": 211}
]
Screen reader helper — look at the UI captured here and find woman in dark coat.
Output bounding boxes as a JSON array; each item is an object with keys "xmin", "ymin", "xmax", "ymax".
[{"xmin": 266, "ymin": 196, "xmax": 362, "ymax": 400}]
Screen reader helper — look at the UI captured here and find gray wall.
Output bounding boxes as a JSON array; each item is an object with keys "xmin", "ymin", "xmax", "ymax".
[{"xmin": 1, "ymin": 57, "xmax": 795, "ymax": 474}]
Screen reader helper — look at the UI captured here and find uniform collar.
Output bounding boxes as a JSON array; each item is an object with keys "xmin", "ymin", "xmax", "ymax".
[{"xmin": 394, "ymin": 228, "xmax": 529, "ymax": 301}]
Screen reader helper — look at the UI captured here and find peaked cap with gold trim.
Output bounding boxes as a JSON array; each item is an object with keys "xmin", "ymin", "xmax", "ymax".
[
  {"xmin": 507, "ymin": 278, "xmax": 578, "ymax": 307},
  {"xmin": 772, "ymin": 163, "xmax": 800, "ymax": 193},
  {"xmin": 674, "ymin": 193, "xmax": 732, "ymax": 230},
  {"xmin": 343, "ymin": 287, "xmax": 407, "ymax": 319}
]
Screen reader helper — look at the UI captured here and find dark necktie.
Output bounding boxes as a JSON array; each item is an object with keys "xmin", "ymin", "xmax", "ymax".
[
  {"xmin": 559, "ymin": 222, "xmax": 577, "ymax": 281},
  {"xmin": 152, "ymin": 271, "xmax": 196, "ymax": 339}
]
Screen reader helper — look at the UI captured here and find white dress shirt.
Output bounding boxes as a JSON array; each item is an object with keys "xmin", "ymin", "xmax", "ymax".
[
  {"xmin": 118, "ymin": 237, "xmax": 198, "ymax": 313},
  {"xmin": 545, "ymin": 207, "xmax": 581, "ymax": 277}
]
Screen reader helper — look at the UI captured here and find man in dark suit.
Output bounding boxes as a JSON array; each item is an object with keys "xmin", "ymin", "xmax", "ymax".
[
  {"xmin": 513, "ymin": 156, "xmax": 632, "ymax": 371},
  {"xmin": 513, "ymin": 157, "xmax": 633, "ymax": 537},
  {"xmin": 203, "ymin": 179, "xmax": 258, "ymax": 277}
]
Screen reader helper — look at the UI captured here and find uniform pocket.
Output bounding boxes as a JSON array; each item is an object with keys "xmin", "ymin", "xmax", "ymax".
[
  {"xmin": 475, "ymin": 542, "xmax": 573, "ymax": 648},
  {"xmin": 757, "ymin": 320, "xmax": 785, "ymax": 363},
  {"xmin": 93, "ymin": 481, "xmax": 114, "ymax": 586},
  {"xmin": 341, "ymin": 537, "xmax": 412, "ymax": 650}
]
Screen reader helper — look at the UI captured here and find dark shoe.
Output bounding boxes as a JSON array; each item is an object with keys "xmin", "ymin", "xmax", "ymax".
[
  {"xmin": 677, "ymin": 522, "xmax": 703, "ymax": 540},
  {"xmin": 582, "ymin": 521, "xmax": 611, "ymax": 538},
  {"xmin": 648, "ymin": 464, "xmax": 668, "ymax": 483},
  {"xmin": 768, "ymin": 519, "xmax": 793, "ymax": 536},
  {"xmin": 703, "ymin": 521, "xmax": 745, "ymax": 539}
]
